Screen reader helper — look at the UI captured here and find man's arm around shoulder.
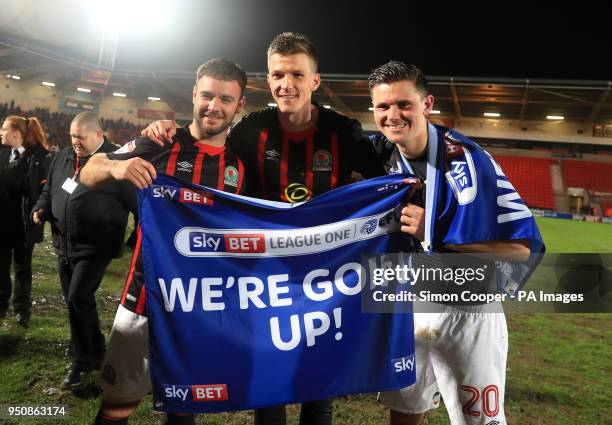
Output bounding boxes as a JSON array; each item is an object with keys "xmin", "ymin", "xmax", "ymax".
[{"xmin": 81, "ymin": 153, "xmax": 157, "ymax": 190}]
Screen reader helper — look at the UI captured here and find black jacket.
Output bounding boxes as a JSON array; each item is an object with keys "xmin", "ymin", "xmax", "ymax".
[
  {"xmin": 0, "ymin": 144, "xmax": 52, "ymax": 244},
  {"xmin": 0, "ymin": 146, "xmax": 23, "ymax": 244},
  {"xmin": 32, "ymin": 139, "xmax": 137, "ymax": 259}
]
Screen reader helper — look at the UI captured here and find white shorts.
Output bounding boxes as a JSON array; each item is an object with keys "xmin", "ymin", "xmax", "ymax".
[
  {"xmin": 379, "ymin": 302, "xmax": 507, "ymax": 425},
  {"xmin": 98, "ymin": 305, "xmax": 151, "ymax": 404}
]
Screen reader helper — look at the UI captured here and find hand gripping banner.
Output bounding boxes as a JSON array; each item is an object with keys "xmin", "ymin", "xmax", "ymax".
[{"xmin": 138, "ymin": 174, "xmax": 416, "ymax": 413}]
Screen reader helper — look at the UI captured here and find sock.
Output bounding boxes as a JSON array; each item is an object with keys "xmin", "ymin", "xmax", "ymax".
[{"xmin": 163, "ymin": 413, "xmax": 195, "ymax": 425}]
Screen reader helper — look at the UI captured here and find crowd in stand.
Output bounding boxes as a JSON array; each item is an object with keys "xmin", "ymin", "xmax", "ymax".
[{"xmin": 0, "ymin": 101, "xmax": 140, "ymax": 148}]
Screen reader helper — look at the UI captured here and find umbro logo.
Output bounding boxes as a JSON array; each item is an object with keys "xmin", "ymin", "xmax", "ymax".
[
  {"xmin": 265, "ymin": 150, "xmax": 280, "ymax": 161},
  {"xmin": 177, "ymin": 161, "xmax": 193, "ymax": 172}
]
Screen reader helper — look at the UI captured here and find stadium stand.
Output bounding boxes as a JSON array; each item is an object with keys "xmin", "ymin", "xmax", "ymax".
[
  {"xmin": 3, "ymin": 100, "xmax": 612, "ymax": 217},
  {"xmin": 494, "ymin": 155, "xmax": 556, "ymax": 209},
  {"xmin": 0, "ymin": 101, "xmax": 140, "ymax": 147},
  {"xmin": 562, "ymin": 160, "xmax": 612, "ymax": 193}
]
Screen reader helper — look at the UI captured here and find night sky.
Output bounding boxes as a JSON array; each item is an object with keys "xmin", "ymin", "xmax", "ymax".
[{"xmin": 2, "ymin": 0, "xmax": 610, "ymax": 80}]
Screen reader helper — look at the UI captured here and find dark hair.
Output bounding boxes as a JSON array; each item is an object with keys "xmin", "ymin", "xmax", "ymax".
[
  {"xmin": 267, "ymin": 32, "xmax": 318, "ymax": 72},
  {"xmin": 196, "ymin": 58, "xmax": 247, "ymax": 95},
  {"xmin": 5, "ymin": 115, "xmax": 49, "ymax": 150},
  {"xmin": 368, "ymin": 61, "xmax": 428, "ymax": 97}
]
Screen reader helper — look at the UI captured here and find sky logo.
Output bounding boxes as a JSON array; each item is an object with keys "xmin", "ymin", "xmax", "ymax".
[
  {"xmin": 162, "ymin": 384, "xmax": 228, "ymax": 402},
  {"xmin": 392, "ymin": 354, "xmax": 415, "ymax": 373},
  {"xmin": 189, "ymin": 232, "xmax": 223, "ymax": 252},
  {"xmin": 188, "ymin": 232, "xmax": 266, "ymax": 253},
  {"xmin": 163, "ymin": 384, "xmax": 191, "ymax": 401}
]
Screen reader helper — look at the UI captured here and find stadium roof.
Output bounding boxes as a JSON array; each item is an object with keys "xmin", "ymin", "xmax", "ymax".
[
  {"xmin": 1, "ymin": 0, "xmax": 610, "ymax": 124},
  {"xmin": 1, "ymin": 37, "xmax": 611, "ymax": 125}
]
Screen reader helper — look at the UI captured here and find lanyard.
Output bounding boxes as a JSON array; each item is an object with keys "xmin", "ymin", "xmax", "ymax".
[{"xmin": 399, "ymin": 122, "xmax": 439, "ymax": 254}]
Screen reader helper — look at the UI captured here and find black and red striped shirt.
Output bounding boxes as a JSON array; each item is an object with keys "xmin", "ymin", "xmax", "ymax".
[
  {"xmin": 228, "ymin": 104, "xmax": 386, "ymax": 202},
  {"xmin": 108, "ymin": 126, "xmax": 245, "ymax": 191},
  {"xmin": 106, "ymin": 126, "xmax": 245, "ymax": 314}
]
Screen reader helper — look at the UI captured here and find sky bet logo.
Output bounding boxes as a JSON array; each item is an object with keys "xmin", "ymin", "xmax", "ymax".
[
  {"xmin": 392, "ymin": 354, "xmax": 415, "ymax": 373},
  {"xmin": 163, "ymin": 384, "xmax": 228, "ymax": 402},
  {"xmin": 152, "ymin": 185, "xmax": 214, "ymax": 205},
  {"xmin": 189, "ymin": 232, "xmax": 266, "ymax": 253}
]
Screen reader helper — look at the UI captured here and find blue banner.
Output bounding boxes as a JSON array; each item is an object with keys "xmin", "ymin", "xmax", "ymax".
[
  {"xmin": 372, "ymin": 123, "xmax": 545, "ymax": 296},
  {"xmin": 138, "ymin": 174, "xmax": 416, "ymax": 413}
]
